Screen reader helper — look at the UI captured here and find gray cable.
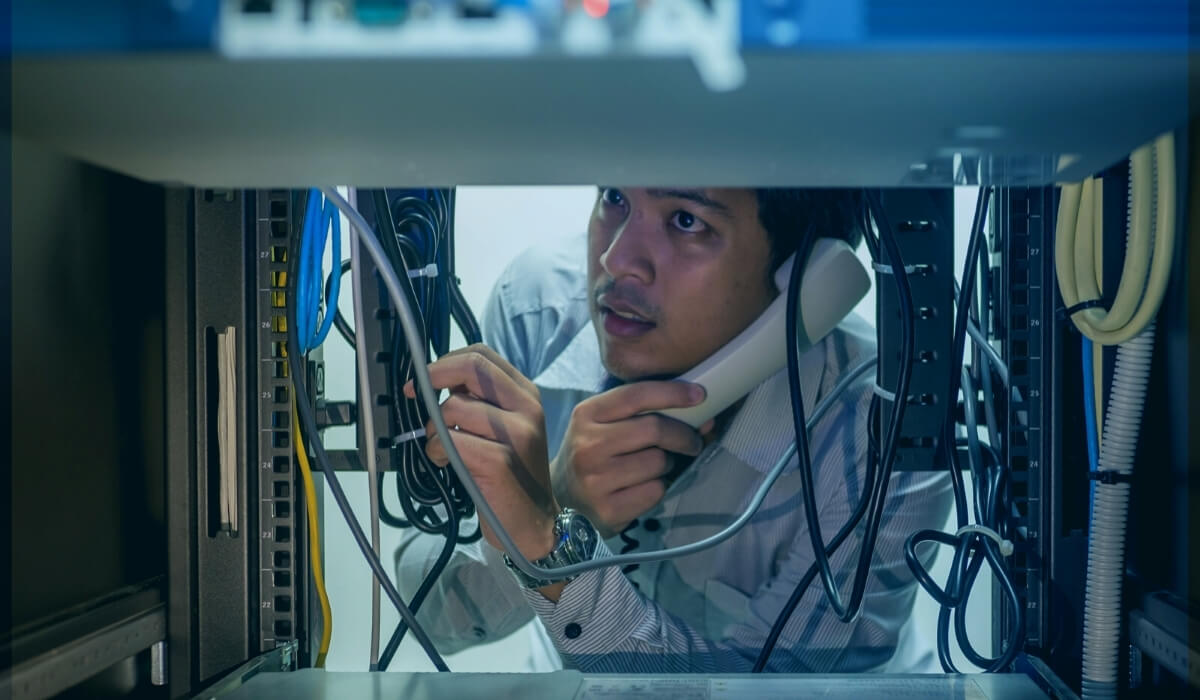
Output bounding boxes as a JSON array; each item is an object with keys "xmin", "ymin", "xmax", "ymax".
[
  {"xmin": 348, "ymin": 191, "xmax": 383, "ymax": 668},
  {"xmin": 807, "ymin": 356, "xmax": 877, "ymax": 431},
  {"xmin": 967, "ymin": 319, "xmax": 1009, "ymax": 389},
  {"xmin": 322, "ymin": 186, "xmax": 875, "ymax": 579}
]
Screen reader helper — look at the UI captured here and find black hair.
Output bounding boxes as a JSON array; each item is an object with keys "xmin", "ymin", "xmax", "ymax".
[{"xmin": 754, "ymin": 189, "xmax": 866, "ymax": 285}]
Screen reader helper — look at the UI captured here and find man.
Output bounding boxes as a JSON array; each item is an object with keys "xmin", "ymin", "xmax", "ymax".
[{"xmin": 395, "ymin": 187, "xmax": 952, "ymax": 672}]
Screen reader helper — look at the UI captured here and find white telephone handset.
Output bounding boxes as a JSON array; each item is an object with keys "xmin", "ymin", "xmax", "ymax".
[{"xmin": 657, "ymin": 238, "xmax": 871, "ymax": 428}]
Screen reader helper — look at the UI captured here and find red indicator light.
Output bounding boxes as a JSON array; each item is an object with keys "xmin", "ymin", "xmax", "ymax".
[{"xmin": 582, "ymin": 0, "xmax": 609, "ymax": 18}]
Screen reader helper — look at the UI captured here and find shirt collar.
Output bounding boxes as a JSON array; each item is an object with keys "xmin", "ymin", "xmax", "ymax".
[
  {"xmin": 532, "ymin": 320, "xmax": 608, "ymax": 393},
  {"xmin": 718, "ymin": 343, "xmax": 826, "ymax": 474},
  {"xmin": 533, "ymin": 318, "xmax": 828, "ymax": 476}
]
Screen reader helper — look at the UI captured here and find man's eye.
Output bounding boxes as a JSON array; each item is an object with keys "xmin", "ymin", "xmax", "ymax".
[
  {"xmin": 671, "ymin": 211, "xmax": 706, "ymax": 233},
  {"xmin": 602, "ymin": 188, "xmax": 626, "ymax": 207}
]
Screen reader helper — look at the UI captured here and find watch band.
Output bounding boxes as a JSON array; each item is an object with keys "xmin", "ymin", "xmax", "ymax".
[{"xmin": 504, "ymin": 508, "xmax": 598, "ymax": 589}]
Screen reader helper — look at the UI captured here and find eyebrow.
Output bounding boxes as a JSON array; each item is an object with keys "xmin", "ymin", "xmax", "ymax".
[{"xmin": 645, "ymin": 188, "xmax": 734, "ymax": 220}]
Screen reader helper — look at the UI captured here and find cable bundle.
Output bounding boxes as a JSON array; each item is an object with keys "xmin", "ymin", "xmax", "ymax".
[
  {"xmin": 353, "ymin": 189, "xmax": 485, "ymax": 671},
  {"xmin": 1062, "ymin": 132, "xmax": 1175, "ymax": 700},
  {"xmin": 900, "ymin": 187, "xmax": 1025, "ymax": 672},
  {"xmin": 294, "ymin": 187, "xmax": 474, "ymax": 671},
  {"xmin": 287, "ymin": 188, "xmax": 346, "ymax": 667},
  {"xmin": 315, "ymin": 186, "xmax": 1022, "ymax": 674},
  {"xmin": 321, "ymin": 188, "xmax": 887, "ymax": 673},
  {"xmin": 297, "ymin": 188, "xmax": 343, "ymax": 353},
  {"xmin": 367, "ymin": 189, "xmax": 484, "ymax": 550},
  {"xmin": 287, "ymin": 202, "xmax": 451, "ymax": 672},
  {"xmin": 752, "ymin": 187, "xmax": 1025, "ymax": 672},
  {"xmin": 753, "ymin": 190, "xmax": 916, "ymax": 671}
]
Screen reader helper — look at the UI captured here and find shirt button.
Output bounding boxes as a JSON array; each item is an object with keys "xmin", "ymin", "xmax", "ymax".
[
  {"xmin": 564, "ymin": 623, "xmax": 582, "ymax": 639},
  {"xmin": 643, "ymin": 518, "xmax": 661, "ymax": 532}
]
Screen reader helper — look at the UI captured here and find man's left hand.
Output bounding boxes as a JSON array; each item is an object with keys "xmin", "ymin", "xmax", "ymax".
[{"xmin": 403, "ymin": 344, "xmax": 560, "ymax": 566}]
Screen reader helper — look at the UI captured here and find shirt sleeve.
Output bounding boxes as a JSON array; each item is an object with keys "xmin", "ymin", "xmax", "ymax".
[
  {"xmin": 480, "ymin": 272, "xmax": 532, "ymax": 376},
  {"xmin": 391, "ymin": 250, "xmax": 561, "ymax": 653},
  {"xmin": 480, "ymin": 235, "xmax": 591, "ymax": 381},
  {"xmin": 393, "ymin": 523, "xmax": 534, "ymax": 654},
  {"xmin": 519, "ymin": 382, "xmax": 952, "ymax": 673}
]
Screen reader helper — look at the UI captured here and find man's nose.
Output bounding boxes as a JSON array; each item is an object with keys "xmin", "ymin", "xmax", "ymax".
[{"xmin": 600, "ymin": 212, "xmax": 655, "ymax": 285}]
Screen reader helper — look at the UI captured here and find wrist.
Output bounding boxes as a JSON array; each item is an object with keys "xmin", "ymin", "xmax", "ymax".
[
  {"xmin": 537, "ymin": 581, "xmax": 568, "ymax": 602},
  {"xmin": 520, "ymin": 520, "xmax": 558, "ymax": 562},
  {"xmin": 518, "ymin": 501, "xmax": 561, "ymax": 561},
  {"xmin": 503, "ymin": 506, "xmax": 598, "ymax": 591}
]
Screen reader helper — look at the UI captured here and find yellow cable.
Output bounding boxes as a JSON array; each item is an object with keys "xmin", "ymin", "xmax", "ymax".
[
  {"xmin": 1080, "ymin": 147, "xmax": 1154, "ymax": 333},
  {"xmin": 1054, "ymin": 183, "xmax": 1083, "ymax": 313},
  {"xmin": 292, "ymin": 396, "xmax": 333, "ymax": 668},
  {"xmin": 1055, "ymin": 132, "xmax": 1176, "ymax": 345}
]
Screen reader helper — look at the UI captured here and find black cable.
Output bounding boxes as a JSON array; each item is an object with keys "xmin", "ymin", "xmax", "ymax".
[
  {"xmin": 962, "ymin": 367, "xmax": 987, "ymax": 524},
  {"xmin": 752, "ymin": 396, "xmax": 881, "ymax": 672},
  {"xmin": 756, "ymin": 190, "xmax": 916, "ymax": 670},
  {"xmin": 902, "ymin": 187, "xmax": 1025, "ymax": 672},
  {"xmin": 618, "ymin": 520, "xmax": 642, "ymax": 577},
  {"xmin": 788, "ymin": 227, "xmax": 870, "ymax": 622},
  {"xmin": 432, "ymin": 191, "xmax": 452, "ymax": 357},
  {"xmin": 377, "ymin": 465, "xmax": 460, "ymax": 671},
  {"xmin": 286, "ymin": 221, "xmax": 450, "ymax": 672},
  {"xmin": 791, "ymin": 193, "xmax": 916, "ymax": 624},
  {"xmin": 378, "ymin": 472, "xmax": 411, "ymax": 528},
  {"xmin": 950, "ymin": 366, "xmax": 1023, "ymax": 671},
  {"xmin": 362, "ymin": 189, "xmax": 483, "ymax": 544},
  {"xmin": 325, "ymin": 258, "xmax": 356, "ymax": 348},
  {"xmin": 861, "ymin": 203, "xmax": 880, "ymax": 261},
  {"xmin": 942, "ymin": 187, "xmax": 992, "ymax": 518}
]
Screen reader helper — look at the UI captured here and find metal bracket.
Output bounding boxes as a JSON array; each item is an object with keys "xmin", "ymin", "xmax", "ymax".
[
  {"xmin": 192, "ymin": 640, "xmax": 299, "ymax": 700},
  {"xmin": 151, "ymin": 641, "xmax": 168, "ymax": 686},
  {"xmin": 314, "ymin": 400, "xmax": 357, "ymax": 429},
  {"xmin": 1130, "ymin": 609, "xmax": 1200, "ymax": 688},
  {"xmin": 0, "ymin": 606, "xmax": 165, "ymax": 700}
]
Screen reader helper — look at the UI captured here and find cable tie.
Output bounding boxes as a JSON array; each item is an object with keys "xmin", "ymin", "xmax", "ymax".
[
  {"xmin": 392, "ymin": 428, "xmax": 427, "ymax": 446},
  {"xmin": 408, "ymin": 264, "xmax": 439, "ymax": 279},
  {"xmin": 1088, "ymin": 470, "xmax": 1133, "ymax": 485},
  {"xmin": 872, "ymin": 261, "xmax": 921, "ymax": 275},
  {"xmin": 1056, "ymin": 298, "xmax": 1106, "ymax": 321},
  {"xmin": 955, "ymin": 524, "xmax": 1014, "ymax": 557},
  {"xmin": 872, "ymin": 384, "xmax": 897, "ymax": 402}
]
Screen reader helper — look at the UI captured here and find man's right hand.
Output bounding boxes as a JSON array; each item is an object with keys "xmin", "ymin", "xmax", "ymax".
[{"xmin": 551, "ymin": 381, "xmax": 714, "ymax": 537}]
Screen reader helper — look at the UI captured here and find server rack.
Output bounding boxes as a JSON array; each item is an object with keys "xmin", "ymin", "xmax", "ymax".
[
  {"xmin": 873, "ymin": 189, "xmax": 956, "ymax": 472},
  {"xmin": 994, "ymin": 181, "xmax": 1140, "ymax": 691},
  {"xmin": 165, "ymin": 189, "xmax": 315, "ymax": 697}
]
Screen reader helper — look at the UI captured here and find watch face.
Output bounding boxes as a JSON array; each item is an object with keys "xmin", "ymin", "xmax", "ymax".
[{"xmin": 567, "ymin": 515, "xmax": 596, "ymax": 556}]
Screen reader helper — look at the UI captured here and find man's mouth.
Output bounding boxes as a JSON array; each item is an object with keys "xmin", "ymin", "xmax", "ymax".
[{"xmin": 599, "ymin": 300, "xmax": 657, "ymax": 338}]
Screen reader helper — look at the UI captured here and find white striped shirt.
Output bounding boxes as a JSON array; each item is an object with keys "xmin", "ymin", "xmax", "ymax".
[{"xmin": 394, "ymin": 233, "xmax": 953, "ymax": 673}]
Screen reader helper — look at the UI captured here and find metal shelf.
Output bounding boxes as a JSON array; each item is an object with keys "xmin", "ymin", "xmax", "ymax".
[
  {"xmin": 206, "ymin": 669, "xmax": 1050, "ymax": 699},
  {"xmin": 13, "ymin": 50, "xmax": 1191, "ymax": 187}
]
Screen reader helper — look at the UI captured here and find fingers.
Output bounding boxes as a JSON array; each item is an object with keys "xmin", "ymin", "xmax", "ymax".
[
  {"xmin": 586, "ymin": 380, "xmax": 706, "ymax": 423},
  {"xmin": 592, "ymin": 448, "xmax": 673, "ymax": 492},
  {"xmin": 434, "ymin": 392, "xmax": 544, "ymax": 457},
  {"xmin": 424, "ymin": 426, "xmax": 494, "ymax": 470},
  {"xmin": 602, "ymin": 479, "xmax": 667, "ymax": 530},
  {"xmin": 423, "ymin": 426, "xmax": 556, "ymax": 514},
  {"xmin": 435, "ymin": 343, "xmax": 539, "ymax": 399},
  {"xmin": 404, "ymin": 350, "xmax": 539, "ymax": 415},
  {"xmin": 607, "ymin": 414, "xmax": 705, "ymax": 458}
]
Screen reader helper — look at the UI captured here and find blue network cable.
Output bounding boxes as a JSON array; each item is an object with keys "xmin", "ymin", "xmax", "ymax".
[
  {"xmin": 297, "ymin": 188, "xmax": 342, "ymax": 353},
  {"xmin": 1082, "ymin": 336, "xmax": 1100, "ymax": 522}
]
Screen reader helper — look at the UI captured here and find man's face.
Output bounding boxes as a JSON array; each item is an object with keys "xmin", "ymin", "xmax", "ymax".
[{"xmin": 587, "ymin": 187, "xmax": 776, "ymax": 382}]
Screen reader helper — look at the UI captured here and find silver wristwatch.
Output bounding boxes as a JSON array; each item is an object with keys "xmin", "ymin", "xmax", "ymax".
[{"xmin": 503, "ymin": 508, "xmax": 598, "ymax": 589}]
